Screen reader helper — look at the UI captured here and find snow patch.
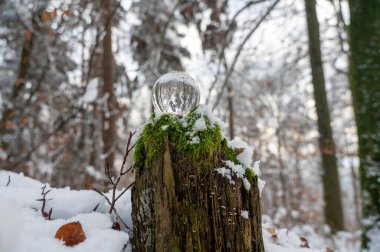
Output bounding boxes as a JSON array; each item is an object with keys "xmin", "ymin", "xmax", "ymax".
[
  {"xmin": 258, "ymin": 178, "xmax": 266, "ymax": 195},
  {"xmin": 215, "ymin": 167, "xmax": 235, "ymax": 185},
  {"xmin": 227, "ymin": 139, "xmax": 254, "ymax": 167},
  {"xmin": 194, "ymin": 105, "xmax": 225, "ymax": 129},
  {"xmin": 193, "ymin": 117, "xmax": 207, "ymax": 131},
  {"xmin": 161, "ymin": 125, "xmax": 169, "ymax": 131},
  {"xmin": 80, "ymin": 78, "xmax": 98, "ymax": 104},
  {"xmin": 241, "ymin": 210, "xmax": 249, "ymax": 219}
]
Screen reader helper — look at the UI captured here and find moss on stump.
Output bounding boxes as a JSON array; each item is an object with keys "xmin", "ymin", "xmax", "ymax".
[{"xmin": 132, "ymin": 107, "xmax": 264, "ymax": 252}]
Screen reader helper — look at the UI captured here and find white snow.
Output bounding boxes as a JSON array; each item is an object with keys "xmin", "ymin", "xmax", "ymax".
[
  {"xmin": 258, "ymin": 178, "xmax": 266, "ymax": 195},
  {"xmin": 227, "ymin": 139, "xmax": 254, "ymax": 168},
  {"xmin": 367, "ymin": 225, "xmax": 380, "ymax": 252},
  {"xmin": 193, "ymin": 117, "xmax": 207, "ymax": 131},
  {"xmin": 253, "ymin": 161, "xmax": 261, "ymax": 176},
  {"xmin": 215, "ymin": 167, "xmax": 235, "ymax": 185},
  {"xmin": 85, "ymin": 166, "xmax": 105, "ymax": 181},
  {"xmin": 189, "ymin": 135, "xmax": 200, "ymax": 144},
  {"xmin": 80, "ymin": 78, "xmax": 99, "ymax": 104},
  {"xmin": 194, "ymin": 105, "xmax": 225, "ymax": 129},
  {"xmin": 0, "ymin": 171, "xmax": 131, "ymax": 252},
  {"xmin": 243, "ymin": 178, "xmax": 251, "ymax": 191},
  {"xmin": 241, "ymin": 210, "xmax": 249, "ymax": 219},
  {"xmin": 224, "ymin": 160, "xmax": 245, "ymax": 178},
  {"xmin": 0, "ymin": 171, "xmax": 362, "ymax": 252}
]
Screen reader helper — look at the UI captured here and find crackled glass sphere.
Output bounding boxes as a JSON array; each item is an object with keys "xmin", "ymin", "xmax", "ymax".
[{"xmin": 152, "ymin": 72, "xmax": 200, "ymax": 116}]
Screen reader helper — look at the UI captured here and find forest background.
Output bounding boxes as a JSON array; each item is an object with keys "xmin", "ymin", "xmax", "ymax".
[{"xmin": 1, "ymin": 0, "xmax": 379, "ymax": 250}]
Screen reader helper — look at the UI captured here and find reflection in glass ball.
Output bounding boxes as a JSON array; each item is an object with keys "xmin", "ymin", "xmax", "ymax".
[{"xmin": 152, "ymin": 72, "xmax": 200, "ymax": 116}]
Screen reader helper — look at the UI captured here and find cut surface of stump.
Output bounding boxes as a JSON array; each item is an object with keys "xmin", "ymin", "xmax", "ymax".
[{"xmin": 132, "ymin": 106, "xmax": 264, "ymax": 252}]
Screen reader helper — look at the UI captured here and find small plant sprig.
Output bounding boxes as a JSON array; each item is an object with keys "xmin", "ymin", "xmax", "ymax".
[
  {"xmin": 93, "ymin": 131, "xmax": 136, "ymax": 230},
  {"xmin": 37, "ymin": 185, "xmax": 53, "ymax": 220}
]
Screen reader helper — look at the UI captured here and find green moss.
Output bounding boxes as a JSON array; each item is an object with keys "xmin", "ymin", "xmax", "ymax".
[
  {"xmin": 133, "ymin": 107, "xmax": 256, "ymax": 179},
  {"xmin": 244, "ymin": 168, "xmax": 255, "ymax": 181},
  {"xmin": 222, "ymin": 138, "xmax": 240, "ymax": 164}
]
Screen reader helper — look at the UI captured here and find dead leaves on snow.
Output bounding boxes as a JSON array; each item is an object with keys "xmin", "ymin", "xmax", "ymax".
[
  {"xmin": 55, "ymin": 221, "xmax": 86, "ymax": 247},
  {"xmin": 266, "ymin": 227, "xmax": 334, "ymax": 251}
]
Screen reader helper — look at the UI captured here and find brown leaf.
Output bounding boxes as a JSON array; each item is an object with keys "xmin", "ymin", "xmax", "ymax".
[
  {"xmin": 41, "ymin": 10, "xmax": 57, "ymax": 22},
  {"xmin": 42, "ymin": 211, "xmax": 49, "ymax": 218},
  {"xmin": 55, "ymin": 221, "xmax": 86, "ymax": 246},
  {"xmin": 300, "ymin": 236, "xmax": 310, "ymax": 248},
  {"xmin": 234, "ymin": 147, "xmax": 245, "ymax": 155},
  {"xmin": 112, "ymin": 222, "xmax": 121, "ymax": 231},
  {"xmin": 267, "ymin": 227, "xmax": 277, "ymax": 236},
  {"xmin": 326, "ymin": 247, "xmax": 334, "ymax": 252}
]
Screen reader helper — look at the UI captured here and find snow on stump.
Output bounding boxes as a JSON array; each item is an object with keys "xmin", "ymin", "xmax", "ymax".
[{"xmin": 131, "ymin": 106, "xmax": 264, "ymax": 252}]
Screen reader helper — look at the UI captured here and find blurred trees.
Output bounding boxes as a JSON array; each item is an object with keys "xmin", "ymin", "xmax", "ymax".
[
  {"xmin": 0, "ymin": 0, "xmax": 364, "ymax": 241},
  {"xmin": 304, "ymin": 0, "xmax": 344, "ymax": 231},
  {"xmin": 349, "ymin": 0, "xmax": 380, "ymax": 248},
  {"xmin": 101, "ymin": 0, "xmax": 117, "ymax": 174}
]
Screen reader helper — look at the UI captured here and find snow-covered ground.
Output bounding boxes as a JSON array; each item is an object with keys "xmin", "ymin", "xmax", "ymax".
[{"xmin": 0, "ymin": 171, "xmax": 360, "ymax": 252}]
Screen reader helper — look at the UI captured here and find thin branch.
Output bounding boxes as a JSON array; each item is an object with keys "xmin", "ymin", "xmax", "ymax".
[
  {"xmin": 92, "ymin": 188, "xmax": 131, "ymax": 230},
  {"xmin": 206, "ymin": 0, "xmax": 267, "ymax": 104},
  {"xmin": 92, "ymin": 131, "xmax": 136, "ymax": 230},
  {"xmin": 93, "ymin": 203, "xmax": 100, "ymax": 212},
  {"xmin": 106, "ymin": 162, "xmax": 115, "ymax": 185},
  {"xmin": 212, "ymin": 0, "xmax": 281, "ymax": 110},
  {"xmin": 6, "ymin": 175, "xmax": 11, "ymax": 186},
  {"xmin": 9, "ymin": 110, "xmax": 78, "ymax": 169},
  {"xmin": 115, "ymin": 182, "xmax": 135, "ymax": 202}
]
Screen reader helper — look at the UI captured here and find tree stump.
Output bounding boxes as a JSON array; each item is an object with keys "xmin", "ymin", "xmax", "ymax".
[{"xmin": 132, "ymin": 108, "xmax": 264, "ymax": 252}]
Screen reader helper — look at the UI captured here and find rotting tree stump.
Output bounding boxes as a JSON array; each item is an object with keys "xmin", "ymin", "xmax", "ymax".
[{"xmin": 132, "ymin": 110, "xmax": 264, "ymax": 252}]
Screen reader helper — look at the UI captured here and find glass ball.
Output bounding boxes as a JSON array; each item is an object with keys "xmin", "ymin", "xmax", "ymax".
[{"xmin": 152, "ymin": 72, "xmax": 200, "ymax": 116}]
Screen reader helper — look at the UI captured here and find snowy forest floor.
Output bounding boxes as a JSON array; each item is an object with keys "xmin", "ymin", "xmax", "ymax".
[{"xmin": 0, "ymin": 171, "xmax": 361, "ymax": 252}]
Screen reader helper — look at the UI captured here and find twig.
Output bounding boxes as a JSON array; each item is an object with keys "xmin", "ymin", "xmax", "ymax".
[
  {"xmin": 212, "ymin": 0, "xmax": 281, "ymax": 110},
  {"xmin": 93, "ymin": 203, "xmax": 100, "ymax": 212},
  {"xmin": 36, "ymin": 185, "xmax": 53, "ymax": 219},
  {"xmin": 115, "ymin": 182, "xmax": 135, "ymax": 202},
  {"xmin": 92, "ymin": 131, "xmax": 136, "ymax": 230},
  {"xmin": 6, "ymin": 175, "xmax": 11, "ymax": 186},
  {"xmin": 92, "ymin": 188, "xmax": 131, "ymax": 230},
  {"xmin": 206, "ymin": 0, "xmax": 267, "ymax": 104}
]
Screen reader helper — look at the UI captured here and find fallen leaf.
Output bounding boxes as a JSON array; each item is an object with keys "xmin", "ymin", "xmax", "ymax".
[
  {"xmin": 267, "ymin": 227, "xmax": 277, "ymax": 236},
  {"xmin": 326, "ymin": 247, "xmax": 334, "ymax": 252},
  {"xmin": 55, "ymin": 221, "xmax": 86, "ymax": 246},
  {"xmin": 300, "ymin": 236, "xmax": 309, "ymax": 248},
  {"xmin": 234, "ymin": 147, "xmax": 245, "ymax": 155},
  {"xmin": 112, "ymin": 222, "xmax": 121, "ymax": 231}
]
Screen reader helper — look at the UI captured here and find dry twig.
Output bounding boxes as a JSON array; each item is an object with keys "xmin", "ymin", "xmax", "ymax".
[
  {"xmin": 92, "ymin": 131, "xmax": 136, "ymax": 230},
  {"xmin": 6, "ymin": 175, "xmax": 11, "ymax": 186},
  {"xmin": 36, "ymin": 185, "xmax": 53, "ymax": 220}
]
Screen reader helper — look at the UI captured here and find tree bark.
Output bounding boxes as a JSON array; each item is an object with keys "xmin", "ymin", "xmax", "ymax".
[
  {"xmin": 304, "ymin": 0, "xmax": 345, "ymax": 231},
  {"xmin": 348, "ymin": 0, "xmax": 380, "ymax": 248},
  {"xmin": 132, "ymin": 135, "xmax": 264, "ymax": 252}
]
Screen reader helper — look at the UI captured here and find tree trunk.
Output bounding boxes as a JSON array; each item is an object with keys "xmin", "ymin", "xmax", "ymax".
[
  {"xmin": 132, "ymin": 117, "xmax": 264, "ymax": 251},
  {"xmin": 304, "ymin": 0, "xmax": 345, "ymax": 231},
  {"xmin": 101, "ymin": 0, "xmax": 116, "ymax": 171},
  {"xmin": 348, "ymin": 0, "xmax": 380, "ymax": 248}
]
